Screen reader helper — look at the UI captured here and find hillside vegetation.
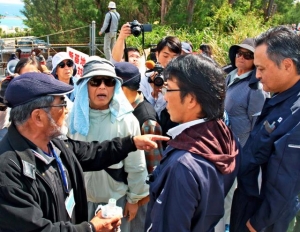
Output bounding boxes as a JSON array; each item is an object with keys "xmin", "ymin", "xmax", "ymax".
[{"xmin": 1, "ymin": 0, "xmax": 299, "ymax": 65}]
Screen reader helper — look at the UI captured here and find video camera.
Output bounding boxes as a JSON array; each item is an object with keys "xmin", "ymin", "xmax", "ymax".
[
  {"xmin": 129, "ymin": 20, "xmax": 152, "ymax": 37},
  {"xmin": 145, "ymin": 61, "xmax": 164, "ymax": 87}
]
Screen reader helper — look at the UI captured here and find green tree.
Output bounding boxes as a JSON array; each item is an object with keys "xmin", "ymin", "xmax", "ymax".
[
  {"xmin": 21, "ymin": 0, "xmax": 99, "ymax": 44},
  {"xmin": 17, "ymin": 0, "xmax": 299, "ymax": 62},
  {"xmin": 276, "ymin": 2, "xmax": 300, "ymax": 24}
]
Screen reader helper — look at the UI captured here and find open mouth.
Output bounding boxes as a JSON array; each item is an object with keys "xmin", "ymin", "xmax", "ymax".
[{"xmin": 97, "ymin": 93, "xmax": 107, "ymax": 99}]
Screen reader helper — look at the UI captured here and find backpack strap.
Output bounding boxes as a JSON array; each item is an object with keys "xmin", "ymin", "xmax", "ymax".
[
  {"xmin": 104, "ymin": 12, "xmax": 112, "ymax": 33},
  {"xmin": 105, "ymin": 11, "xmax": 119, "ymax": 33}
]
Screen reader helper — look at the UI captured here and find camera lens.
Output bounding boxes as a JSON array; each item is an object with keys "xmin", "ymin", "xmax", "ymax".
[
  {"xmin": 132, "ymin": 27, "xmax": 142, "ymax": 37},
  {"xmin": 153, "ymin": 76, "xmax": 164, "ymax": 87}
]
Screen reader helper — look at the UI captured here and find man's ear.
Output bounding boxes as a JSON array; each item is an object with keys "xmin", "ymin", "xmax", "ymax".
[
  {"xmin": 186, "ymin": 93, "xmax": 198, "ymax": 109},
  {"xmin": 282, "ymin": 58, "xmax": 294, "ymax": 73},
  {"xmin": 30, "ymin": 109, "xmax": 47, "ymax": 128},
  {"xmin": 187, "ymin": 93, "xmax": 204, "ymax": 117}
]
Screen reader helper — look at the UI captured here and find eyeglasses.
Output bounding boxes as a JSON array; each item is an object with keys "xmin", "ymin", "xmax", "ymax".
[
  {"xmin": 89, "ymin": 78, "xmax": 116, "ymax": 87},
  {"xmin": 161, "ymin": 87, "xmax": 181, "ymax": 96},
  {"xmin": 236, "ymin": 50, "xmax": 254, "ymax": 60},
  {"xmin": 57, "ymin": 60, "xmax": 74, "ymax": 68},
  {"xmin": 38, "ymin": 101, "xmax": 68, "ymax": 109}
]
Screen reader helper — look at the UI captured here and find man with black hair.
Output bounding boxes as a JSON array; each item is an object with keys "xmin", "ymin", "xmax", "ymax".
[
  {"xmin": 139, "ymin": 36, "xmax": 182, "ymax": 119},
  {"xmin": 231, "ymin": 25, "xmax": 300, "ymax": 232},
  {"xmin": 145, "ymin": 54, "xmax": 239, "ymax": 232},
  {"xmin": 139, "ymin": 36, "xmax": 182, "ymax": 148}
]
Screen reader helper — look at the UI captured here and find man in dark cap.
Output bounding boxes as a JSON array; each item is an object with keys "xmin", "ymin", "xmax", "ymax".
[
  {"xmin": 145, "ymin": 54, "xmax": 239, "ymax": 232},
  {"xmin": 115, "ymin": 62, "xmax": 164, "ymax": 232},
  {"xmin": 0, "ymin": 72, "xmax": 168, "ymax": 232}
]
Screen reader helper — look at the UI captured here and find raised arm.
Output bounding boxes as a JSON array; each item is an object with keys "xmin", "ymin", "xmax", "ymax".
[{"xmin": 111, "ymin": 23, "xmax": 132, "ymax": 62}]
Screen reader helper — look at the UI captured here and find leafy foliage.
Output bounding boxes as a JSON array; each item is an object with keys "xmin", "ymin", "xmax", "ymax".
[{"xmin": 1, "ymin": 0, "xmax": 298, "ymax": 64}]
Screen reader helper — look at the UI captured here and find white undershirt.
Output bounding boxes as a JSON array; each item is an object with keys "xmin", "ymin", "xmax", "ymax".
[{"xmin": 167, "ymin": 118, "xmax": 206, "ymax": 139}]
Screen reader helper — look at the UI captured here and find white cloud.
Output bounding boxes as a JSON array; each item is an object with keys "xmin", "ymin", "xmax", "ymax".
[{"xmin": 0, "ymin": 0, "xmax": 23, "ymax": 4}]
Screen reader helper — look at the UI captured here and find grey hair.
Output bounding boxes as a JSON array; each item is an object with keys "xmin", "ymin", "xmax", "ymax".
[
  {"xmin": 255, "ymin": 25, "xmax": 300, "ymax": 74},
  {"xmin": 10, "ymin": 96, "xmax": 54, "ymax": 126}
]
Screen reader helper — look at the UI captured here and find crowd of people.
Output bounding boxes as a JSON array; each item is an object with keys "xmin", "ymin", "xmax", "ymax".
[{"xmin": 0, "ymin": 1, "xmax": 300, "ymax": 231}]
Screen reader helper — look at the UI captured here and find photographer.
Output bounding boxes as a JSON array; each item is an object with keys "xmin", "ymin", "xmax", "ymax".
[
  {"xmin": 139, "ymin": 36, "xmax": 181, "ymax": 118},
  {"xmin": 138, "ymin": 36, "xmax": 182, "ymax": 149},
  {"xmin": 111, "ymin": 23, "xmax": 147, "ymax": 73}
]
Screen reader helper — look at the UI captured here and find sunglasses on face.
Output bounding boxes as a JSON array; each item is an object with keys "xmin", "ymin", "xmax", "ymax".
[
  {"xmin": 236, "ymin": 50, "xmax": 254, "ymax": 60},
  {"xmin": 57, "ymin": 60, "xmax": 74, "ymax": 68},
  {"xmin": 89, "ymin": 78, "xmax": 116, "ymax": 87}
]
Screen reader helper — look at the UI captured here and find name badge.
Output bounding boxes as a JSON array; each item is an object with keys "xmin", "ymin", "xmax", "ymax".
[{"xmin": 65, "ymin": 189, "xmax": 75, "ymax": 218}]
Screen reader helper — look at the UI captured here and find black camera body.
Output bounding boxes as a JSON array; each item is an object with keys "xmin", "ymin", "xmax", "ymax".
[
  {"xmin": 148, "ymin": 63, "xmax": 164, "ymax": 87},
  {"xmin": 129, "ymin": 20, "xmax": 152, "ymax": 37}
]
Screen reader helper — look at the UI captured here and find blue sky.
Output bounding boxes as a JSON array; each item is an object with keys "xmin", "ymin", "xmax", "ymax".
[{"xmin": 0, "ymin": 0, "xmax": 23, "ymax": 4}]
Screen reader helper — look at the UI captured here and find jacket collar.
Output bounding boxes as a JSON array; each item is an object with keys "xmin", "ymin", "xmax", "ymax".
[
  {"xmin": 226, "ymin": 68, "xmax": 260, "ymax": 90},
  {"xmin": 7, "ymin": 124, "xmax": 54, "ymax": 179},
  {"xmin": 267, "ymin": 80, "xmax": 300, "ymax": 106}
]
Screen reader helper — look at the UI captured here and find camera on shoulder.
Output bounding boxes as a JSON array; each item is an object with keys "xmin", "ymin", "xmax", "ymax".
[{"xmin": 129, "ymin": 20, "xmax": 152, "ymax": 37}]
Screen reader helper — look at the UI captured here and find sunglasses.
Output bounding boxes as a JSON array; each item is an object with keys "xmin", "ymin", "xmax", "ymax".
[
  {"xmin": 57, "ymin": 60, "xmax": 74, "ymax": 68},
  {"xmin": 236, "ymin": 50, "xmax": 254, "ymax": 60},
  {"xmin": 89, "ymin": 78, "xmax": 116, "ymax": 87}
]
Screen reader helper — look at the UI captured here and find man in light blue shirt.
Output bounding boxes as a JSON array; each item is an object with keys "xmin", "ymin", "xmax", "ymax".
[{"xmin": 99, "ymin": 1, "xmax": 120, "ymax": 61}]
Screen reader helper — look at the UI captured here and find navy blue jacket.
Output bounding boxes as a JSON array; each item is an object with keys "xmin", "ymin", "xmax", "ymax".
[
  {"xmin": 145, "ymin": 120, "xmax": 239, "ymax": 232},
  {"xmin": 235, "ymin": 80, "xmax": 300, "ymax": 231},
  {"xmin": 148, "ymin": 148, "xmax": 225, "ymax": 232}
]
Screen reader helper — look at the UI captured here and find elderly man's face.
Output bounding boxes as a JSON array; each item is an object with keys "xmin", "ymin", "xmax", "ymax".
[
  {"xmin": 254, "ymin": 44, "xmax": 294, "ymax": 93},
  {"xmin": 87, "ymin": 76, "xmax": 116, "ymax": 110},
  {"xmin": 46, "ymin": 96, "xmax": 68, "ymax": 139}
]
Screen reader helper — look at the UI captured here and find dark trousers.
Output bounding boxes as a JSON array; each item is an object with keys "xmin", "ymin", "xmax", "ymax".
[
  {"xmin": 230, "ymin": 188, "xmax": 295, "ymax": 232},
  {"xmin": 230, "ymin": 188, "xmax": 262, "ymax": 232}
]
